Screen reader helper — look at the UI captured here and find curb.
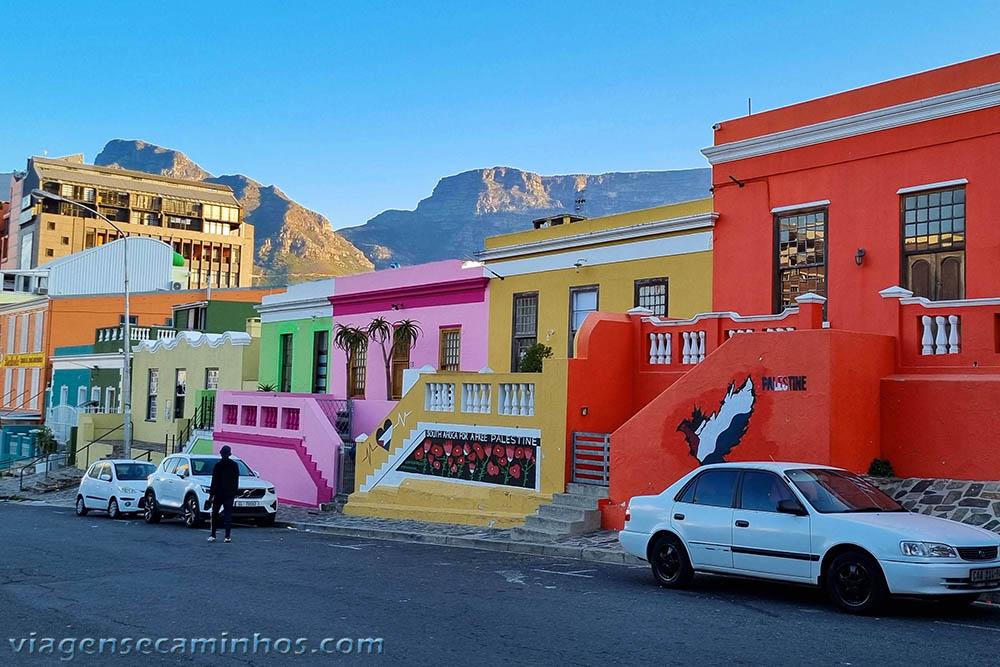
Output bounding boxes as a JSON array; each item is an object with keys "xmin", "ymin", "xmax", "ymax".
[{"xmin": 278, "ymin": 520, "xmax": 645, "ymax": 566}]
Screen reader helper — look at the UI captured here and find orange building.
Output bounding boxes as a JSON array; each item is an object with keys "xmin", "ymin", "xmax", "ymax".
[
  {"xmin": 0, "ymin": 286, "xmax": 284, "ymax": 417},
  {"xmin": 558, "ymin": 53, "xmax": 1000, "ymax": 530}
]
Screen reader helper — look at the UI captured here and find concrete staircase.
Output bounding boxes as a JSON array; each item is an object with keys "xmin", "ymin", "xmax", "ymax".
[{"xmin": 511, "ymin": 482, "xmax": 608, "ymax": 541}]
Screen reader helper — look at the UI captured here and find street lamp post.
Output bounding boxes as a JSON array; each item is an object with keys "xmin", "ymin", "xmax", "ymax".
[{"xmin": 30, "ymin": 189, "xmax": 132, "ymax": 458}]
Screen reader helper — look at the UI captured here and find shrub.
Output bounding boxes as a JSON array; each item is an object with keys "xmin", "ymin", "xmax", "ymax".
[
  {"xmin": 868, "ymin": 458, "xmax": 895, "ymax": 477},
  {"xmin": 518, "ymin": 343, "xmax": 553, "ymax": 373},
  {"xmin": 257, "ymin": 383, "xmax": 277, "ymax": 392}
]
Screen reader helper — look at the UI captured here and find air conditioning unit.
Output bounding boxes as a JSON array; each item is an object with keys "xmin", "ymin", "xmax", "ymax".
[
  {"xmin": 35, "ymin": 287, "xmax": 48, "ymax": 295},
  {"xmin": 170, "ymin": 281, "xmax": 183, "ymax": 291}
]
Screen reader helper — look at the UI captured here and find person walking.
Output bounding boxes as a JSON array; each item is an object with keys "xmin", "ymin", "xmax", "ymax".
[{"xmin": 208, "ymin": 445, "xmax": 240, "ymax": 543}]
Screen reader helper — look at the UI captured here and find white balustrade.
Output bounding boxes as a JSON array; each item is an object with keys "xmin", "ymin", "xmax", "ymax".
[
  {"xmin": 681, "ymin": 331, "xmax": 706, "ymax": 364},
  {"xmin": 764, "ymin": 327, "xmax": 795, "ymax": 332},
  {"xmin": 461, "ymin": 383, "xmax": 492, "ymax": 413},
  {"xmin": 727, "ymin": 328, "xmax": 755, "ymax": 337},
  {"xmin": 498, "ymin": 383, "xmax": 535, "ymax": 416},
  {"xmin": 920, "ymin": 314, "xmax": 961, "ymax": 355},
  {"xmin": 647, "ymin": 332, "xmax": 672, "ymax": 364},
  {"xmin": 157, "ymin": 329, "xmax": 177, "ymax": 340},
  {"xmin": 424, "ymin": 382, "xmax": 455, "ymax": 412}
]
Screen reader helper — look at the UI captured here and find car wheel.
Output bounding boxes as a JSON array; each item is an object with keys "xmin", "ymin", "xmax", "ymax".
[
  {"xmin": 143, "ymin": 492, "xmax": 161, "ymax": 524},
  {"xmin": 650, "ymin": 534, "xmax": 694, "ymax": 589},
  {"xmin": 258, "ymin": 514, "xmax": 276, "ymax": 527},
  {"xmin": 825, "ymin": 551, "xmax": 888, "ymax": 614},
  {"xmin": 183, "ymin": 495, "xmax": 203, "ymax": 528},
  {"xmin": 108, "ymin": 498, "xmax": 121, "ymax": 520},
  {"xmin": 75, "ymin": 496, "xmax": 89, "ymax": 517}
]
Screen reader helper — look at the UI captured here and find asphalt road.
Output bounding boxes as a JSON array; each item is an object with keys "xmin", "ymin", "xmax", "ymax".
[{"xmin": 3, "ymin": 502, "xmax": 1000, "ymax": 666}]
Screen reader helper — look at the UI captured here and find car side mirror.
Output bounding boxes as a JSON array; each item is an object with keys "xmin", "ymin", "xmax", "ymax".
[
  {"xmin": 777, "ymin": 499, "xmax": 808, "ymax": 516},
  {"xmin": 99, "ymin": 474, "xmax": 112, "ymax": 482},
  {"xmin": 176, "ymin": 469, "xmax": 187, "ymax": 478}
]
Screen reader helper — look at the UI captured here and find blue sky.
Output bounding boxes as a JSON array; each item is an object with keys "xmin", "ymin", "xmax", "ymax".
[{"xmin": 2, "ymin": 1, "xmax": 997, "ymax": 228}]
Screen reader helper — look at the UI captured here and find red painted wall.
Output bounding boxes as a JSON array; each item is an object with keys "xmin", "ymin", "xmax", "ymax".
[
  {"xmin": 881, "ymin": 376, "xmax": 1000, "ymax": 479},
  {"xmin": 603, "ymin": 330, "xmax": 893, "ymax": 529},
  {"xmin": 713, "ymin": 110, "xmax": 1000, "ymax": 330},
  {"xmin": 710, "ymin": 52, "xmax": 1000, "ymax": 332},
  {"xmin": 715, "ymin": 53, "xmax": 1000, "ymax": 141}
]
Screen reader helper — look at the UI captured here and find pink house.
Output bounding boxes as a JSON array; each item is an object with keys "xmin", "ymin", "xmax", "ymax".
[
  {"xmin": 212, "ymin": 392, "xmax": 345, "ymax": 507},
  {"xmin": 330, "ymin": 259, "xmax": 490, "ymax": 439},
  {"xmin": 210, "ymin": 260, "xmax": 490, "ymax": 508}
]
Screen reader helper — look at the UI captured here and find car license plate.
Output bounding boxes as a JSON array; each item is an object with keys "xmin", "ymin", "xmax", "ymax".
[
  {"xmin": 970, "ymin": 567, "xmax": 1000, "ymax": 583},
  {"xmin": 234, "ymin": 500, "xmax": 259, "ymax": 507}
]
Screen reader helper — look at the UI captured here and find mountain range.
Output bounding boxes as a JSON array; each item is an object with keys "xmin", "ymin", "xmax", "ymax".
[{"xmin": 93, "ymin": 139, "xmax": 711, "ymax": 279}]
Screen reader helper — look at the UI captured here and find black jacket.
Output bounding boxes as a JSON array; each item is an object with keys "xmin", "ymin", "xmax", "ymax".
[{"xmin": 210, "ymin": 457, "xmax": 240, "ymax": 497}]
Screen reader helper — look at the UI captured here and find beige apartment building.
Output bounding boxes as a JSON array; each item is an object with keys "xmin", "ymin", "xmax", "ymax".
[{"xmin": 5, "ymin": 156, "xmax": 254, "ymax": 289}]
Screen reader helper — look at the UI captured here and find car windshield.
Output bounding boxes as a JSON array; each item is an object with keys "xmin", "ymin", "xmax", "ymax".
[
  {"xmin": 191, "ymin": 458, "xmax": 253, "ymax": 477},
  {"xmin": 114, "ymin": 463, "xmax": 156, "ymax": 481},
  {"xmin": 786, "ymin": 468, "xmax": 905, "ymax": 513}
]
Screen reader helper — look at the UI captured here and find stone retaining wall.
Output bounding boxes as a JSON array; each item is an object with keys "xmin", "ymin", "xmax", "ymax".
[{"xmin": 867, "ymin": 476, "xmax": 1000, "ymax": 532}]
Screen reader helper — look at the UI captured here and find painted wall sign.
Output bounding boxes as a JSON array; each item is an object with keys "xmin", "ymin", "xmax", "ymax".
[
  {"xmin": 677, "ymin": 376, "xmax": 756, "ymax": 464},
  {"xmin": 363, "ymin": 422, "xmax": 543, "ymax": 493},
  {"xmin": 1, "ymin": 353, "xmax": 45, "ymax": 368},
  {"xmin": 761, "ymin": 375, "xmax": 807, "ymax": 392}
]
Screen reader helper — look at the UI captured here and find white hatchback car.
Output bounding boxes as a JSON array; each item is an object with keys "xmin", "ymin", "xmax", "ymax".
[
  {"xmin": 620, "ymin": 462, "xmax": 1000, "ymax": 613},
  {"xmin": 76, "ymin": 459, "xmax": 157, "ymax": 519},
  {"xmin": 143, "ymin": 454, "xmax": 277, "ymax": 528}
]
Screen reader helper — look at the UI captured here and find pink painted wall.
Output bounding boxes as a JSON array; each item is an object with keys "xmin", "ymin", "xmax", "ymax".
[
  {"xmin": 329, "ymin": 260, "xmax": 490, "ymax": 403},
  {"xmin": 213, "ymin": 440, "xmax": 321, "ymax": 506},
  {"xmin": 213, "ymin": 390, "xmax": 343, "ymax": 507}
]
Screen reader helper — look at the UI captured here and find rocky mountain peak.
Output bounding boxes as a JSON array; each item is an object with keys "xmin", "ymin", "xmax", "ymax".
[
  {"xmin": 93, "ymin": 140, "xmax": 372, "ymax": 283},
  {"xmin": 96, "ymin": 139, "xmax": 213, "ymax": 182}
]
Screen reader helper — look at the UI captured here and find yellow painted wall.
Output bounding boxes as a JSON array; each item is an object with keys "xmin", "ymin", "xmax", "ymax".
[
  {"xmin": 131, "ymin": 335, "xmax": 258, "ymax": 446},
  {"xmin": 487, "ymin": 248, "xmax": 712, "ymax": 371},
  {"xmin": 345, "ymin": 362, "xmax": 568, "ymax": 527},
  {"xmin": 485, "ymin": 198, "xmax": 713, "ymax": 250}
]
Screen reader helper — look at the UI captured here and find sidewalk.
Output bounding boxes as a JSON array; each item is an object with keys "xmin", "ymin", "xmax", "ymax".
[{"xmin": 275, "ymin": 504, "xmax": 643, "ymax": 566}]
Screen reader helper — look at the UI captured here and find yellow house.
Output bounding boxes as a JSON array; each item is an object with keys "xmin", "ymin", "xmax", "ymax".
[
  {"xmin": 343, "ymin": 199, "xmax": 717, "ymax": 531},
  {"xmin": 479, "ymin": 198, "xmax": 716, "ymax": 371}
]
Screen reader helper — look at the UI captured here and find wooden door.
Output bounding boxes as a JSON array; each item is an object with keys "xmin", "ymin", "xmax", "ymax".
[
  {"xmin": 391, "ymin": 341, "xmax": 410, "ymax": 400},
  {"xmin": 906, "ymin": 252, "xmax": 964, "ymax": 301}
]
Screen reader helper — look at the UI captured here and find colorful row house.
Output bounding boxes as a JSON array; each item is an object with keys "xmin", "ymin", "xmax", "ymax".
[
  {"xmin": 212, "ymin": 259, "xmax": 490, "ymax": 507},
  {"xmin": 345, "ymin": 52, "xmax": 1000, "ymax": 535},
  {"xmin": 559, "ymin": 51, "xmax": 1000, "ymax": 529},
  {"xmin": 343, "ymin": 201, "xmax": 717, "ymax": 528}
]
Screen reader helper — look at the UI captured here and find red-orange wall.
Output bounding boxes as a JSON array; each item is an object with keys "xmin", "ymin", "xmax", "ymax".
[
  {"xmin": 715, "ymin": 53, "xmax": 1000, "ymax": 141},
  {"xmin": 604, "ymin": 330, "xmax": 893, "ymax": 529},
  {"xmin": 710, "ymin": 52, "xmax": 1000, "ymax": 332},
  {"xmin": 881, "ymin": 375, "xmax": 1000, "ymax": 479}
]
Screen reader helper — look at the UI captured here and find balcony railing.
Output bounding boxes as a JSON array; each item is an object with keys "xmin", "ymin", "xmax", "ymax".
[
  {"xmin": 412, "ymin": 374, "xmax": 536, "ymax": 418},
  {"xmin": 95, "ymin": 326, "xmax": 177, "ymax": 344},
  {"xmin": 881, "ymin": 287, "xmax": 1000, "ymax": 371},
  {"xmin": 639, "ymin": 294, "xmax": 818, "ymax": 369}
]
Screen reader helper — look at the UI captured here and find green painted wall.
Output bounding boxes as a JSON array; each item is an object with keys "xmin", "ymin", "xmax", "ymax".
[
  {"xmin": 175, "ymin": 301, "xmax": 258, "ymax": 334},
  {"xmin": 259, "ymin": 317, "xmax": 331, "ymax": 393}
]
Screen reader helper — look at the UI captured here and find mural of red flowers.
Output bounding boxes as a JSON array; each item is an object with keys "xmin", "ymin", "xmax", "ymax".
[{"xmin": 397, "ymin": 433, "xmax": 538, "ymax": 488}]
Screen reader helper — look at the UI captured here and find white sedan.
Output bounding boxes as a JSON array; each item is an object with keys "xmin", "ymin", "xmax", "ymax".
[
  {"xmin": 76, "ymin": 459, "xmax": 157, "ymax": 519},
  {"xmin": 619, "ymin": 462, "xmax": 1000, "ymax": 613}
]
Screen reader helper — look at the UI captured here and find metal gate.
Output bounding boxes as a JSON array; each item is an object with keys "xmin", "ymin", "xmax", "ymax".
[
  {"xmin": 46, "ymin": 405, "xmax": 80, "ymax": 445},
  {"xmin": 571, "ymin": 432, "xmax": 611, "ymax": 485}
]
